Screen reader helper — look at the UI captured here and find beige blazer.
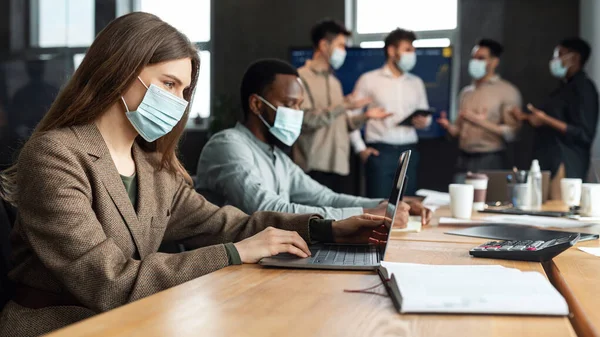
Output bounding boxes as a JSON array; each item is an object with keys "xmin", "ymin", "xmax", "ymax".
[{"xmin": 0, "ymin": 124, "xmax": 313, "ymax": 337}]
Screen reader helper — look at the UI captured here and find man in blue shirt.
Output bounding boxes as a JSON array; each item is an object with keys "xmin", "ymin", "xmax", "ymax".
[{"xmin": 197, "ymin": 59, "xmax": 430, "ymax": 223}]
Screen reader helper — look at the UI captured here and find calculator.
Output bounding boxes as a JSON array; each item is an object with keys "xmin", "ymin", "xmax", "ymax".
[{"xmin": 469, "ymin": 234, "xmax": 580, "ymax": 262}]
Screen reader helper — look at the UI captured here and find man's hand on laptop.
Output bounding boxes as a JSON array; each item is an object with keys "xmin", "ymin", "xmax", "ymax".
[
  {"xmin": 363, "ymin": 201, "xmax": 388, "ymax": 217},
  {"xmin": 332, "ymin": 214, "xmax": 392, "ymax": 245},
  {"xmin": 364, "ymin": 201, "xmax": 410, "ymax": 230},
  {"xmin": 234, "ymin": 227, "xmax": 311, "ymax": 263}
]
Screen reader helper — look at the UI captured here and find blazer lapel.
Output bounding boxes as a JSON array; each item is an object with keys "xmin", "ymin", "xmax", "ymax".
[{"xmin": 72, "ymin": 124, "xmax": 146, "ymax": 256}]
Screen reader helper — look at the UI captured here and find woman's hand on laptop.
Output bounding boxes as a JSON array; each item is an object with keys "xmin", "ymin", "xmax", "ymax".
[{"xmin": 234, "ymin": 227, "xmax": 311, "ymax": 263}]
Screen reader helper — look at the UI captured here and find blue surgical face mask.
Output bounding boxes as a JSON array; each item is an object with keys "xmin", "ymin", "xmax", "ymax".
[
  {"xmin": 549, "ymin": 58, "xmax": 568, "ymax": 78},
  {"xmin": 468, "ymin": 59, "xmax": 487, "ymax": 80},
  {"xmin": 256, "ymin": 96, "xmax": 304, "ymax": 146},
  {"xmin": 329, "ymin": 47, "xmax": 347, "ymax": 70},
  {"xmin": 397, "ymin": 52, "xmax": 417, "ymax": 73},
  {"xmin": 122, "ymin": 77, "xmax": 188, "ymax": 142}
]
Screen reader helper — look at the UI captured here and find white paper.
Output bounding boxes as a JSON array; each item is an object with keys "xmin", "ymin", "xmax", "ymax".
[
  {"xmin": 393, "ymin": 217, "xmax": 422, "ymax": 232},
  {"xmin": 438, "ymin": 217, "xmax": 486, "ymax": 226},
  {"xmin": 573, "ymin": 216, "xmax": 600, "ymax": 222},
  {"xmin": 482, "ymin": 215, "xmax": 596, "ymax": 229},
  {"xmin": 381, "ymin": 262, "xmax": 568, "ymax": 316},
  {"xmin": 416, "ymin": 189, "xmax": 450, "ymax": 200},
  {"xmin": 416, "ymin": 189, "xmax": 450, "ymax": 212},
  {"xmin": 579, "ymin": 247, "xmax": 600, "ymax": 257}
]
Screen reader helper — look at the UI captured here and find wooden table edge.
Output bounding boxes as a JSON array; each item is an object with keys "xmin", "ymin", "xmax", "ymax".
[{"xmin": 543, "ymin": 261, "xmax": 600, "ymax": 337}]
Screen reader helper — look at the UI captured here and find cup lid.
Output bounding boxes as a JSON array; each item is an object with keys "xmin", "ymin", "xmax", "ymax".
[{"xmin": 466, "ymin": 172, "xmax": 488, "ymax": 180}]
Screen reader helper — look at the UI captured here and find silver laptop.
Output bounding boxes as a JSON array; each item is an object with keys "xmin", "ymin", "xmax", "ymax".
[{"xmin": 259, "ymin": 150, "xmax": 412, "ymax": 270}]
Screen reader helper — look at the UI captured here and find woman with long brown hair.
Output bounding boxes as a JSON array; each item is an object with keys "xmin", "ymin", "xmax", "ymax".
[{"xmin": 0, "ymin": 12, "xmax": 390, "ymax": 336}]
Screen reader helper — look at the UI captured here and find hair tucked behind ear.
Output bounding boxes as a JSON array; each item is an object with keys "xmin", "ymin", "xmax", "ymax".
[{"xmin": 0, "ymin": 12, "xmax": 200, "ymax": 205}]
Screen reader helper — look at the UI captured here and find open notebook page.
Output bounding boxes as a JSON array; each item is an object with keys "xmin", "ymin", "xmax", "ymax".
[{"xmin": 381, "ymin": 262, "xmax": 568, "ymax": 316}]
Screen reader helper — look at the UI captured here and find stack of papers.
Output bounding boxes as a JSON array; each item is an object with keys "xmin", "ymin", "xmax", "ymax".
[
  {"xmin": 438, "ymin": 215, "xmax": 596, "ymax": 229},
  {"xmin": 416, "ymin": 189, "xmax": 450, "ymax": 212},
  {"xmin": 380, "ymin": 262, "xmax": 569, "ymax": 316},
  {"xmin": 579, "ymin": 247, "xmax": 600, "ymax": 257},
  {"xmin": 439, "ymin": 217, "xmax": 485, "ymax": 226},
  {"xmin": 392, "ymin": 216, "xmax": 422, "ymax": 233},
  {"xmin": 482, "ymin": 215, "xmax": 595, "ymax": 229}
]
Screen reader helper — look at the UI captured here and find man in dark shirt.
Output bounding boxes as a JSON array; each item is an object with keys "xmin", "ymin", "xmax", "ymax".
[{"xmin": 515, "ymin": 38, "xmax": 599, "ymax": 199}]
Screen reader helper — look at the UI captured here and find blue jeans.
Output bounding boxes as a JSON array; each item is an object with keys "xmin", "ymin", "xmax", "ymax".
[{"xmin": 365, "ymin": 143, "xmax": 420, "ymax": 198}]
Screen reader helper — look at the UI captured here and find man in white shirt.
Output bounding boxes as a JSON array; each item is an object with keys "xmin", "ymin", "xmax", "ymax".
[{"xmin": 350, "ymin": 28, "xmax": 431, "ymax": 198}]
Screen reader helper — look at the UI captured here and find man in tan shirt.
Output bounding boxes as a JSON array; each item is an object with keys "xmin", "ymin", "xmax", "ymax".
[
  {"xmin": 438, "ymin": 39, "xmax": 522, "ymax": 172},
  {"xmin": 294, "ymin": 19, "xmax": 390, "ymax": 194}
]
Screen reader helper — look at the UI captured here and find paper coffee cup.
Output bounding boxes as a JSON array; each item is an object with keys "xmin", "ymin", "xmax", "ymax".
[{"xmin": 465, "ymin": 173, "xmax": 488, "ymax": 211}]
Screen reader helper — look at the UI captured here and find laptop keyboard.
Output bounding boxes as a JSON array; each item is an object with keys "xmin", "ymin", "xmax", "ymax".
[{"xmin": 310, "ymin": 245, "xmax": 377, "ymax": 266}]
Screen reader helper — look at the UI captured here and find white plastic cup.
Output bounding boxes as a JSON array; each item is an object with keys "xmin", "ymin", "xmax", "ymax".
[
  {"xmin": 581, "ymin": 183, "xmax": 600, "ymax": 216},
  {"xmin": 561, "ymin": 178, "xmax": 582, "ymax": 207},
  {"xmin": 449, "ymin": 184, "xmax": 474, "ymax": 219}
]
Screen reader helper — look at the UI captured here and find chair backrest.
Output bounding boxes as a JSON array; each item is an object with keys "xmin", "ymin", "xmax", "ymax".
[
  {"xmin": 0, "ymin": 199, "xmax": 15, "ymax": 310},
  {"xmin": 479, "ymin": 170, "xmax": 551, "ymax": 203}
]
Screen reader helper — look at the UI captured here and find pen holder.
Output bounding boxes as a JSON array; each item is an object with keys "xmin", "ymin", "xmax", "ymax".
[
  {"xmin": 512, "ymin": 183, "xmax": 529, "ymax": 209},
  {"xmin": 506, "ymin": 183, "xmax": 515, "ymax": 203}
]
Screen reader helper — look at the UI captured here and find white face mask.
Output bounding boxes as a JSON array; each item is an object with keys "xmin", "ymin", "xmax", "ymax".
[
  {"xmin": 397, "ymin": 52, "xmax": 417, "ymax": 72},
  {"xmin": 329, "ymin": 47, "xmax": 347, "ymax": 70},
  {"xmin": 256, "ymin": 95, "xmax": 304, "ymax": 146},
  {"xmin": 549, "ymin": 57, "xmax": 569, "ymax": 78},
  {"xmin": 468, "ymin": 59, "xmax": 487, "ymax": 80},
  {"xmin": 122, "ymin": 77, "xmax": 188, "ymax": 142}
]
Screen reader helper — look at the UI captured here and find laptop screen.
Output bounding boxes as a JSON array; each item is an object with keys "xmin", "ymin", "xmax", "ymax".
[{"xmin": 379, "ymin": 150, "xmax": 412, "ymax": 261}]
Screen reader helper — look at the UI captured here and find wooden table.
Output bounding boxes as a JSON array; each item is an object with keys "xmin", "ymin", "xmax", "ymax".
[
  {"xmin": 547, "ymin": 240, "xmax": 600, "ymax": 337},
  {"xmin": 47, "ymin": 236, "xmax": 576, "ymax": 337},
  {"xmin": 394, "ymin": 202, "xmax": 600, "ymax": 337}
]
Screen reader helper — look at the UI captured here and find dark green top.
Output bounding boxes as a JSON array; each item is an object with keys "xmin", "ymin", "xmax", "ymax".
[
  {"xmin": 119, "ymin": 174, "xmax": 333, "ymax": 266},
  {"xmin": 120, "ymin": 174, "xmax": 138, "ymax": 209}
]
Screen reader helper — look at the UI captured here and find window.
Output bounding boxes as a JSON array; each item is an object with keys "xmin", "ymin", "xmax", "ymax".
[
  {"xmin": 139, "ymin": 0, "xmax": 211, "ymax": 42},
  {"xmin": 73, "ymin": 53, "xmax": 86, "ymax": 70},
  {"xmin": 36, "ymin": 0, "xmax": 95, "ymax": 47},
  {"xmin": 189, "ymin": 51, "xmax": 211, "ymax": 118},
  {"xmin": 359, "ymin": 38, "xmax": 451, "ymax": 49},
  {"xmin": 348, "ymin": 0, "xmax": 459, "ymax": 118},
  {"xmin": 355, "ymin": 0, "xmax": 457, "ymax": 34},
  {"xmin": 139, "ymin": 0, "xmax": 212, "ymax": 119}
]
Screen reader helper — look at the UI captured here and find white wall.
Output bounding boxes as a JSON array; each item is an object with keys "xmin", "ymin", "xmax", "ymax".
[{"xmin": 580, "ymin": 0, "xmax": 600, "ymax": 181}]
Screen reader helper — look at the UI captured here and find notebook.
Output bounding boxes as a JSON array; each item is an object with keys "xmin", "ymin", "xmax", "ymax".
[{"xmin": 378, "ymin": 262, "xmax": 569, "ymax": 316}]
